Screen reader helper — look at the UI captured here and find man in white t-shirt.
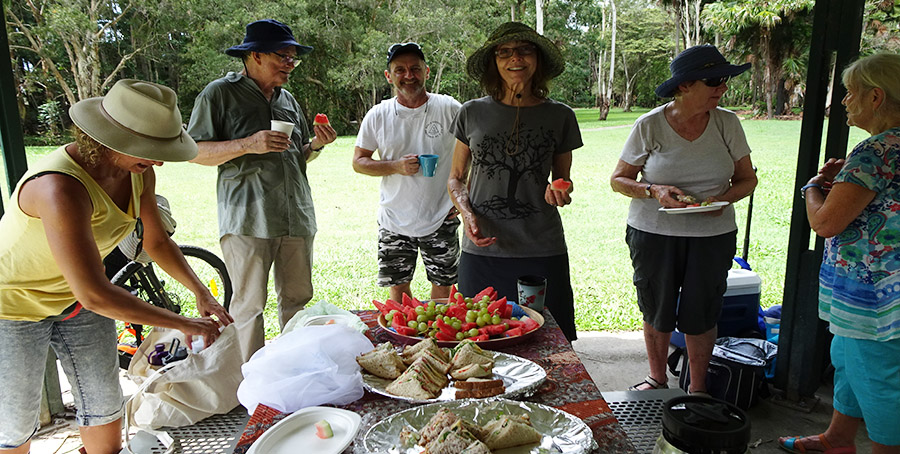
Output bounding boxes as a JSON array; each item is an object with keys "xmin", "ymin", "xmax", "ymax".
[{"xmin": 353, "ymin": 43, "xmax": 461, "ymax": 302}]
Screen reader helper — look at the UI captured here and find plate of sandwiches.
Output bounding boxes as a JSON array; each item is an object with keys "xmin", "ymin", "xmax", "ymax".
[
  {"xmin": 356, "ymin": 338, "xmax": 546, "ymax": 403},
  {"xmin": 363, "ymin": 398, "xmax": 595, "ymax": 454}
]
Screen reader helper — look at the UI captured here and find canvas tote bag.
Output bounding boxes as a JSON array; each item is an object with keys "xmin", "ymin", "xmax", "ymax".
[{"xmin": 126, "ymin": 324, "xmax": 243, "ymax": 429}]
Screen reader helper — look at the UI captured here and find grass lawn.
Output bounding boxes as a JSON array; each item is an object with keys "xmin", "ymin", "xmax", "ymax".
[{"xmin": 1, "ymin": 108, "xmax": 869, "ymax": 338}]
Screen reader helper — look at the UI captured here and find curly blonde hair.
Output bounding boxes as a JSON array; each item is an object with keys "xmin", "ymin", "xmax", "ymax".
[{"xmin": 72, "ymin": 127, "xmax": 109, "ymax": 168}]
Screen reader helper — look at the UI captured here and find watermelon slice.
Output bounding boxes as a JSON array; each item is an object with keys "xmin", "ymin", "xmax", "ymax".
[
  {"xmin": 551, "ymin": 178, "xmax": 572, "ymax": 192},
  {"xmin": 313, "ymin": 113, "xmax": 329, "ymax": 126},
  {"xmin": 315, "ymin": 419, "xmax": 333, "ymax": 439}
]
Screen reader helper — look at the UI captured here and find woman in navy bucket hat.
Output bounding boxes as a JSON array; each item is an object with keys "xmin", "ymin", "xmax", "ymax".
[
  {"xmin": 611, "ymin": 44, "xmax": 757, "ymax": 394},
  {"xmin": 225, "ymin": 19, "xmax": 313, "ymax": 58}
]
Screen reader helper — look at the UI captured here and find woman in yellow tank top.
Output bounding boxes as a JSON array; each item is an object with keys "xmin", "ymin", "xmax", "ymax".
[{"xmin": 0, "ymin": 79, "xmax": 233, "ymax": 454}]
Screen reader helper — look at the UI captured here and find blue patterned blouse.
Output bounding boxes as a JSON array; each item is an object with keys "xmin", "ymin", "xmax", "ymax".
[{"xmin": 819, "ymin": 127, "xmax": 900, "ymax": 341}]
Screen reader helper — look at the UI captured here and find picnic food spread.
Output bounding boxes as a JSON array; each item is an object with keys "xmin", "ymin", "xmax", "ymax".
[
  {"xmin": 356, "ymin": 338, "xmax": 507, "ymax": 400},
  {"xmin": 372, "ymin": 286, "xmax": 540, "ymax": 342},
  {"xmin": 400, "ymin": 408, "xmax": 542, "ymax": 452}
]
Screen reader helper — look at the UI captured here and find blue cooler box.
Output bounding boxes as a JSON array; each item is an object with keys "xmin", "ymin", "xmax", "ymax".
[{"xmin": 671, "ymin": 269, "xmax": 762, "ymax": 348}]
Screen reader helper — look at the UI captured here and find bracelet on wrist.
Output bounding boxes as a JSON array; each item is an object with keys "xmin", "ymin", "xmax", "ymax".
[
  {"xmin": 311, "ymin": 143, "xmax": 325, "ymax": 152},
  {"xmin": 800, "ymin": 183, "xmax": 822, "ymax": 200}
]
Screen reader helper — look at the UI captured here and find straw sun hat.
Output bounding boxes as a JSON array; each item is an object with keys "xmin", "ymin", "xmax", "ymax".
[
  {"xmin": 69, "ymin": 79, "xmax": 197, "ymax": 162},
  {"xmin": 466, "ymin": 22, "xmax": 565, "ymax": 80}
]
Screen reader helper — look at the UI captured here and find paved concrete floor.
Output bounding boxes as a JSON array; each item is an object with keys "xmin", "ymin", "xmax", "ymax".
[
  {"xmin": 571, "ymin": 331, "xmax": 873, "ymax": 453},
  {"xmin": 32, "ymin": 331, "xmax": 872, "ymax": 453}
]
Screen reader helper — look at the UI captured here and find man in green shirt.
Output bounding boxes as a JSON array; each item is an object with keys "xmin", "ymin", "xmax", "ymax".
[{"xmin": 187, "ymin": 19, "xmax": 336, "ymax": 361}]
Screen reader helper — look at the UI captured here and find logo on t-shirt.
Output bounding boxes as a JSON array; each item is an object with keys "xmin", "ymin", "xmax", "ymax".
[{"xmin": 425, "ymin": 121, "xmax": 443, "ymax": 138}]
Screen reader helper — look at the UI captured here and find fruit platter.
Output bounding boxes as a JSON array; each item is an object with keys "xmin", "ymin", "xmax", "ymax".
[{"xmin": 374, "ymin": 285, "xmax": 544, "ymax": 348}]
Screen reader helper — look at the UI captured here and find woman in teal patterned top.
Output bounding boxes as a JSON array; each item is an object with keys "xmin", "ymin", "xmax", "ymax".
[{"xmin": 780, "ymin": 53, "xmax": 900, "ymax": 454}]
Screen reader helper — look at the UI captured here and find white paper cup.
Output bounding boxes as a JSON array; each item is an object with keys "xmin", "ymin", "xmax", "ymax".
[{"xmin": 270, "ymin": 120, "xmax": 294, "ymax": 135}]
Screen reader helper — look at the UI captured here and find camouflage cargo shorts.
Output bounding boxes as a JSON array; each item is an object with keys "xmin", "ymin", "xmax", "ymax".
[{"xmin": 377, "ymin": 217, "xmax": 460, "ymax": 287}]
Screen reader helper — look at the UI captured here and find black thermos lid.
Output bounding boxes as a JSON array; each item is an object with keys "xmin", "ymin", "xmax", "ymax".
[{"xmin": 661, "ymin": 395, "xmax": 751, "ymax": 453}]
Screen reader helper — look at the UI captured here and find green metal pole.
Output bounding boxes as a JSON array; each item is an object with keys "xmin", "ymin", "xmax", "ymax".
[{"xmin": 1, "ymin": 5, "xmax": 29, "ymax": 216}]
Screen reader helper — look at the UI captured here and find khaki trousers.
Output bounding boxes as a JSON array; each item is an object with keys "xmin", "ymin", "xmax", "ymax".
[{"xmin": 221, "ymin": 234, "xmax": 314, "ymax": 361}]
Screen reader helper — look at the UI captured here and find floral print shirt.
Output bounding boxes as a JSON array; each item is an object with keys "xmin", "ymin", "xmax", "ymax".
[{"xmin": 819, "ymin": 127, "xmax": 900, "ymax": 341}]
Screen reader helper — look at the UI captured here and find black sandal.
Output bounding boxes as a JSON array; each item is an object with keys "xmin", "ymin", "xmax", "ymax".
[{"xmin": 628, "ymin": 375, "xmax": 668, "ymax": 391}]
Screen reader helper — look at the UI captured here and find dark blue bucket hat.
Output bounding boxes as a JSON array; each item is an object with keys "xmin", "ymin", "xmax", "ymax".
[
  {"xmin": 655, "ymin": 45, "xmax": 750, "ymax": 98},
  {"xmin": 225, "ymin": 19, "xmax": 313, "ymax": 58}
]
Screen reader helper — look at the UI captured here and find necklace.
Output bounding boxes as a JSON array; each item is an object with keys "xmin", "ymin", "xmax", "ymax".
[{"xmin": 504, "ymin": 94, "xmax": 523, "ymax": 156}]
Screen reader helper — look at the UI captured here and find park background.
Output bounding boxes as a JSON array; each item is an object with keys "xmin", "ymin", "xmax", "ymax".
[{"xmin": 3, "ymin": 0, "xmax": 897, "ymax": 337}]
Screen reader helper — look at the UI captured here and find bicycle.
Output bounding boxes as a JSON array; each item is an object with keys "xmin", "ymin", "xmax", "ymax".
[{"xmin": 108, "ymin": 195, "xmax": 232, "ymax": 369}]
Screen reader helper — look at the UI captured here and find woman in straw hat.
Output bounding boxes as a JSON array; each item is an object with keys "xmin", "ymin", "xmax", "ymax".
[
  {"xmin": 448, "ymin": 22, "xmax": 582, "ymax": 341},
  {"xmin": 0, "ymin": 79, "xmax": 232, "ymax": 453},
  {"xmin": 778, "ymin": 53, "xmax": 900, "ymax": 454},
  {"xmin": 610, "ymin": 45, "xmax": 758, "ymax": 393}
]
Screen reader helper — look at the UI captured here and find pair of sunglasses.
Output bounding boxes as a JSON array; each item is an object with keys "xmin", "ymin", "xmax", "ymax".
[{"xmin": 702, "ymin": 76, "xmax": 730, "ymax": 87}]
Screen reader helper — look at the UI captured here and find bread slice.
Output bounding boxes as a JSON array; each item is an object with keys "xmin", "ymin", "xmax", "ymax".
[
  {"xmin": 450, "ymin": 362, "xmax": 493, "ymax": 380},
  {"xmin": 450, "ymin": 341, "xmax": 494, "ymax": 370},
  {"xmin": 481, "ymin": 415, "xmax": 542, "ymax": 450},
  {"xmin": 459, "ymin": 440, "xmax": 492, "ymax": 454},
  {"xmin": 424, "ymin": 420, "xmax": 480, "ymax": 454},
  {"xmin": 356, "ymin": 342, "xmax": 406, "ymax": 379},
  {"xmin": 400, "ymin": 337, "xmax": 449, "ymax": 365},
  {"xmin": 453, "ymin": 378, "xmax": 504, "ymax": 390},
  {"xmin": 419, "ymin": 408, "xmax": 461, "ymax": 446},
  {"xmin": 419, "ymin": 348, "xmax": 451, "ymax": 375},
  {"xmin": 455, "ymin": 384, "xmax": 505, "ymax": 399},
  {"xmin": 385, "ymin": 354, "xmax": 449, "ymax": 399}
]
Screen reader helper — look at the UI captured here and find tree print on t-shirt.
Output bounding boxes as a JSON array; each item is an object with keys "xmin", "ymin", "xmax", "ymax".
[{"xmin": 471, "ymin": 123, "xmax": 557, "ymax": 220}]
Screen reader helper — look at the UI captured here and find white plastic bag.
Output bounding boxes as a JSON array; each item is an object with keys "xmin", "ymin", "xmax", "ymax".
[
  {"xmin": 282, "ymin": 300, "xmax": 369, "ymax": 334},
  {"xmin": 127, "ymin": 324, "xmax": 243, "ymax": 429},
  {"xmin": 237, "ymin": 324, "xmax": 374, "ymax": 414}
]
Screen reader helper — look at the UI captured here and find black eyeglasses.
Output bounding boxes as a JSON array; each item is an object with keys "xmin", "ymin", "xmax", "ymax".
[
  {"xmin": 271, "ymin": 51, "xmax": 299, "ymax": 67},
  {"xmin": 495, "ymin": 44, "xmax": 537, "ymax": 59},
  {"xmin": 702, "ymin": 76, "xmax": 730, "ymax": 88}
]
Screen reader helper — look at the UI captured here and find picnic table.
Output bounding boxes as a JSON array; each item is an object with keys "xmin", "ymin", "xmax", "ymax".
[{"xmin": 232, "ymin": 309, "xmax": 637, "ymax": 453}]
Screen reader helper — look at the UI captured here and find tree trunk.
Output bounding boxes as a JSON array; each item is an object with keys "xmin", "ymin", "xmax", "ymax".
[
  {"xmin": 762, "ymin": 30, "xmax": 774, "ymax": 119},
  {"xmin": 536, "ymin": 0, "xmax": 544, "ymax": 34}
]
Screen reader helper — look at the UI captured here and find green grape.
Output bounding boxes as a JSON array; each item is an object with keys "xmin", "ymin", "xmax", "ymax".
[
  {"xmin": 407, "ymin": 320, "xmax": 417, "ymax": 328},
  {"xmin": 454, "ymin": 292, "xmax": 463, "ymax": 300},
  {"xmin": 425, "ymin": 307, "xmax": 436, "ymax": 317},
  {"xmin": 415, "ymin": 306, "xmax": 425, "ymax": 315},
  {"xmin": 468, "ymin": 328, "xmax": 480, "ymax": 337},
  {"xmin": 386, "ymin": 313, "xmax": 394, "ymax": 322},
  {"xmin": 476, "ymin": 317, "xmax": 487, "ymax": 327},
  {"xmin": 451, "ymin": 321, "xmax": 462, "ymax": 330},
  {"xmin": 465, "ymin": 297, "xmax": 473, "ymax": 303},
  {"xmin": 481, "ymin": 296, "xmax": 491, "ymax": 303},
  {"xmin": 491, "ymin": 315, "xmax": 501, "ymax": 325},
  {"xmin": 466, "ymin": 302, "xmax": 473, "ymax": 309},
  {"xmin": 417, "ymin": 314, "xmax": 428, "ymax": 323},
  {"xmin": 456, "ymin": 332, "xmax": 465, "ymax": 340},
  {"xmin": 418, "ymin": 322, "xmax": 428, "ymax": 332},
  {"xmin": 427, "ymin": 300, "xmax": 436, "ymax": 308},
  {"xmin": 439, "ymin": 305, "xmax": 448, "ymax": 314},
  {"xmin": 465, "ymin": 311, "xmax": 477, "ymax": 323}
]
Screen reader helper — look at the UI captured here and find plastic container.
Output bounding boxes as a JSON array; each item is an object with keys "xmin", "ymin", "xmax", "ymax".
[
  {"xmin": 653, "ymin": 395, "xmax": 751, "ymax": 453},
  {"xmin": 671, "ymin": 269, "xmax": 762, "ymax": 348}
]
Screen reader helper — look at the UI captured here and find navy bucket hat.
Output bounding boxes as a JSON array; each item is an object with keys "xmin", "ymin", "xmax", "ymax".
[
  {"xmin": 655, "ymin": 45, "xmax": 750, "ymax": 98},
  {"xmin": 225, "ymin": 19, "xmax": 313, "ymax": 58}
]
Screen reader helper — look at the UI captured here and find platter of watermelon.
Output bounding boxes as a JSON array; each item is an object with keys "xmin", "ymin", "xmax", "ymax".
[{"xmin": 373, "ymin": 286, "xmax": 544, "ymax": 349}]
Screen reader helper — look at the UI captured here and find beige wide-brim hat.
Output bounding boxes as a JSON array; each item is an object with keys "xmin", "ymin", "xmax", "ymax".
[{"xmin": 69, "ymin": 79, "xmax": 197, "ymax": 162}]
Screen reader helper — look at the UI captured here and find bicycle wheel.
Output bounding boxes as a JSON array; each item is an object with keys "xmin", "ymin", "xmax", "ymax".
[{"xmin": 111, "ymin": 245, "xmax": 232, "ymax": 368}]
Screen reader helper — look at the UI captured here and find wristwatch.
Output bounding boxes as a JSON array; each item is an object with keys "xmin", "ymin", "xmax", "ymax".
[
  {"xmin": 800, "ymin": 183, "xmax": 822, "ymax": 200},
  {"xmin": 644, "ymin": 183, "xmax": 653, "ymax": 198}
]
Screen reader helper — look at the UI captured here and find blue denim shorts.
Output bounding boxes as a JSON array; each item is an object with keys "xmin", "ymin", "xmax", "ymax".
[
  {"xmin": 0, "ymin": 307, "xmax": 124, "ymax": 448},
  {"xmin": 831, "ymin": 334, "xmax": 900, "ymax": 446}
]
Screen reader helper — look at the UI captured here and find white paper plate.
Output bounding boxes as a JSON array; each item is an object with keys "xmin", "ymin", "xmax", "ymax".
[
  {"xmin": 362, "ymin": 350, "xmax": 546, "ymax": 403},
  {"xmin": 659, "ymin": 200, "xmax": 729, "ymax": 214},
  {"xmin": 247, "ymin": 406, "xmax": 361, "ymax": 454}
]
